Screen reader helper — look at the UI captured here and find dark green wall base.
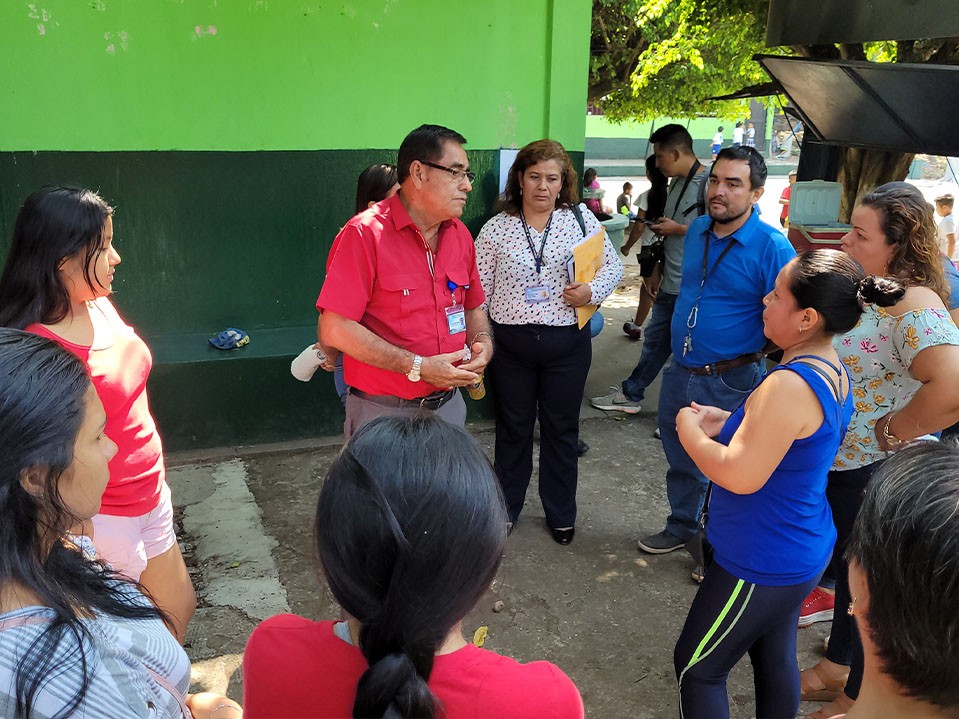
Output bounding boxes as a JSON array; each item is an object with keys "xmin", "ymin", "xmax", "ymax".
[{"xmin": 0, "ymin": 148, "xmax": 520, "ymax": 450}]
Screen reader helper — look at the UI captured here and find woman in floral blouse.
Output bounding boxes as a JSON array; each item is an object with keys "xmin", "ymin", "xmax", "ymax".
[{"xmin": 800, "ymin": 182, "xmax": 959, "ymax": 719}]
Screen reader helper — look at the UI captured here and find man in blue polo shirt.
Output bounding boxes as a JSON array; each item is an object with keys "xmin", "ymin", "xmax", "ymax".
[{"xmin": 637, "ymin": 146, "xmax": 796, "ymax": 557}]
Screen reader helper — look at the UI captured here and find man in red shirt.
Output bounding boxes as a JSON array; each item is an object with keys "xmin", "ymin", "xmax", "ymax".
[{"xmin": 318, "ymin": 124, "xmax": 494, "ymax": 437}]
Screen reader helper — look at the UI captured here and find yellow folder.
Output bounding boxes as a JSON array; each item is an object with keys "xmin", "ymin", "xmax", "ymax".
[{"xmin": 571, "ymin": 227, "xmax": 606, "ymax": 329}]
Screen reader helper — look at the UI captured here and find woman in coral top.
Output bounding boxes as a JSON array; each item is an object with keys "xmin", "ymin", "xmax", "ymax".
[
  {"xmin": 0, "ymin": 186, "xmax": 196, "ymax": 642},
  {"xmin": 243, "ymin": 415, "xmax": 584, "ymax": 719}
]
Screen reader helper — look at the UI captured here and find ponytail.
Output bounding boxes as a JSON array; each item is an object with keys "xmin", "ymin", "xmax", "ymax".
[
  {"xmin": 857, "ymin": 274, "xmax": 906, "ymax": 308},
  {"xmin": 315, "ymin": 416, "xmax": 507, "ymax": 719}
]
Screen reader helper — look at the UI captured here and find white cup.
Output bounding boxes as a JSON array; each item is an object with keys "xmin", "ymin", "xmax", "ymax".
[{"xmin": 291, "ymin": 345, "xmax": 326, "ymax": 382}]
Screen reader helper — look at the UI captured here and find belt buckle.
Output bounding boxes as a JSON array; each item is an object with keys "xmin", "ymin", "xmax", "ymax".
[{"xmin": 703, "ymin": 363, "xmax": 715, "ymax": 376}]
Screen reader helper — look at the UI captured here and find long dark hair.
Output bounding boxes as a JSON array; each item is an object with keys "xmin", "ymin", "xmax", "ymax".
[
  {"xmin": 315, "ymin": 415, "xmax": 507, "ymax": 718},
  {"xmin": 0, "ymin": 186, "xmax": 114, "ymax": 330},
  {"xmin": 0, "ymin": 329, "xmax": 164, "ymax": 718},
  {"xmin": 644, "ymin": 155, "xmax": 668, "ymax": 219},
  {"xmin": 355, "ymin": 164, "xmax": 398, "ymax": 214},
  {"xmin": 859, "ymin": 182, "xmax": 948, "ymax": 302},
  {"xmin": 499, "ymin": 139, "xmax": 579, "ymax": 215},
  {"xmin": 787, "ymin": 249, "xmax": 905, "ymax": 334}
]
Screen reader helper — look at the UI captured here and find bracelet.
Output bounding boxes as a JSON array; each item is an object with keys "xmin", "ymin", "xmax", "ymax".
[
  {"xmin": 211, "ymin": 702, "xmax": 241, "ymax": 719},
  {"xmin": 470, "ymin": 331, "xmax": 493, "ymax": 346},
  {"xmin": 881, "ymin": 412, "xmax": 906, "ymax": 450}
]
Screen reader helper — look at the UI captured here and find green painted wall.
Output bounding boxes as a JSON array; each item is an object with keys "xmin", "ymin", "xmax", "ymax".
[
  {"xmin": 1, "ymin": 0, "xmax": 590, "ymax": 152},
  {"xmin": 0, "ymin": 1, "xmax": 592, "ymax": 449}
]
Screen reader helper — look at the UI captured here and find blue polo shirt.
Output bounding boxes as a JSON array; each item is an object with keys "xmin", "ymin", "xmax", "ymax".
[{"xmin": 671, "ymin": 207, "xmax": 795, "ymax": 367}]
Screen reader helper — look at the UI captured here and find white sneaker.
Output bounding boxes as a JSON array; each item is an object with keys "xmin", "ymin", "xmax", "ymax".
[{"xmin": 590, "ymin": 387, "xmax": 641, "ymax": 414}]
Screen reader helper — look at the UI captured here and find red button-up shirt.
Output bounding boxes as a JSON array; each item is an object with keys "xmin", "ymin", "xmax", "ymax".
[{"xmin": 317, "ymin": 193, "xmax": 485, "ymax": 399}]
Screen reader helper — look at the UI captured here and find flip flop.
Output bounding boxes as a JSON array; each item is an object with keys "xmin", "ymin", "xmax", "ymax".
[
  {"xmin": 805, "ymin": 692, "xmax": 854, "ymax": 719},
  {"xmin": 800, "ymin": 662, "xmax": 849, "ymax": 702}
]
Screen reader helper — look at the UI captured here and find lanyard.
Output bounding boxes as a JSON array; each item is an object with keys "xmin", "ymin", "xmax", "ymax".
[
  {"xmin": 519, "ymin": 210, "xmax": 553, "ymax": 276},
  {"xmin": 686, "ymin": 233, "xmax": 736, "ymax": 331}
]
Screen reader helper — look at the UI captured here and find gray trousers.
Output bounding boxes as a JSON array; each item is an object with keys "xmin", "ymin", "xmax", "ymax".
[{"xmin": 343, "ymin": 388, "xmax": 467, "ymax": 440}]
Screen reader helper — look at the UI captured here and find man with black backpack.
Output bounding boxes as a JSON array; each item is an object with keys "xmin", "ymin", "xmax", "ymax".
[{"xmin": 591, "ymin": 124, "xmax": 707, "ymax": 415}]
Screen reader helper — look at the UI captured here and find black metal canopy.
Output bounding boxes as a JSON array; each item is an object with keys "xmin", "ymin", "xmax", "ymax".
[{"xmin": 755, "ymin": 54, "xmax": 959, "ymax": 156}]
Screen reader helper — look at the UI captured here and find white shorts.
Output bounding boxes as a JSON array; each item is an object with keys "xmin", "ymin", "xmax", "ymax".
[{"xmin": 91, "ymin": 481, "xmax": 178, "ymax": 581}]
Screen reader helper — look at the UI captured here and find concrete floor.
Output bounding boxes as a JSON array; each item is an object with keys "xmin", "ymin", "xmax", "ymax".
[{"xmin": 170, "ymin": 253, "xmax": 834, "ymax": 718}]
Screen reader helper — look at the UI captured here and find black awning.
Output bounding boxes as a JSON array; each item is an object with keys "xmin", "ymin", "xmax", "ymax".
[{"xmin": 755, "ymin": 54, "xmax": 959, "ymax": 156}]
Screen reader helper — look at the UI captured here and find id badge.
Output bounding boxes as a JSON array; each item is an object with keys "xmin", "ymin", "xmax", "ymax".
[
  {"xmin": 525, "ymin": 285, "xmax": 550, "ymax": 304},
  {"xmin": 446, "ymin": 303, "xmax": 466, "ymax": 334}
]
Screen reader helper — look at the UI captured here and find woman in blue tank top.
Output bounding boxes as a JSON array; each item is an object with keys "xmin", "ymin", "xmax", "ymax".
[{"xmin": 672, "ymin": 250, "xmax": 904, "ymax": 719}]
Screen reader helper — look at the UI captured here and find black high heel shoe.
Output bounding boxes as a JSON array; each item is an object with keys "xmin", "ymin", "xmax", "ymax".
[{"xmin": 550, "ymin": 527, "xmax": 575, "ymax": 545}]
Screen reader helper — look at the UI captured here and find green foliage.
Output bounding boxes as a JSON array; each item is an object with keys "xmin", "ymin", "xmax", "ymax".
[{"xmin": 592, "ymin": 0, "xmax": 786, "ymax": 121}]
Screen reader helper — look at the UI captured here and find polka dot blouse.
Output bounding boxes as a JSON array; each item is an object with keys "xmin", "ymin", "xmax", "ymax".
[{"xmin": 475, "ymin": 203, "xmax": 624, "ymax": 326}]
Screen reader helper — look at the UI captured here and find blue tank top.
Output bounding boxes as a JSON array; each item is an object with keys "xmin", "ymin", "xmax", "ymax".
[{"xmin": 708, "ymin": 357, "xmax": 853, "ymax": 586}]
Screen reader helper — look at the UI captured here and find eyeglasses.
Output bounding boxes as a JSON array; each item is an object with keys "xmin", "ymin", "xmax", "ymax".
[{"xmin": 420, "ymin": 161, "xmax": 475, "ymax": 184}]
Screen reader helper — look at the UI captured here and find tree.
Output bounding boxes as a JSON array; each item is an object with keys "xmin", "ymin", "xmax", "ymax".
[{"xmin": 590, "ymin": 0, "xmax": 959, "ymax": 218}]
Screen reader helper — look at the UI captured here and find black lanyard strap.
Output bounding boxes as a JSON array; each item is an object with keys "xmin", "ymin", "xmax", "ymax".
[{"xmin": 519, "ymin": 210, "xmax": 553, "ymax": 276}]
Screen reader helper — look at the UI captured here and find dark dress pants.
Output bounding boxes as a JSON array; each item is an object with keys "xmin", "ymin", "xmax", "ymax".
[{"xmin": 490, "ymin": 322, "xmax": 591, "ymax": 528}]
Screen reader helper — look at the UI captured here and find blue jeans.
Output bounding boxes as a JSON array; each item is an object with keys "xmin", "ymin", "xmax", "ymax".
[
  {"xmin": 621, "ymin": 292, "xmax": 677, "ymax": 402},
  {"xmin": 658, "ymin": 360, "xmax": 765, "ymax": 540}
]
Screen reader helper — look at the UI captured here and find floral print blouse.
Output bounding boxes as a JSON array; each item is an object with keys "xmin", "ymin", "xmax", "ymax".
[
  {"xmin": 832, "ymin": 304, "xmax": 959, "ymax": 470},
  {"xmin": 475, "ymin": 204, "xmax": 623, "ymax": 326}
]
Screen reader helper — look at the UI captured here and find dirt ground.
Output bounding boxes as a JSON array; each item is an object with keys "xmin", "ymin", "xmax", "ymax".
[{"xmin": 171, "ymin": 255, "xmax": 833, "ymax": 718}]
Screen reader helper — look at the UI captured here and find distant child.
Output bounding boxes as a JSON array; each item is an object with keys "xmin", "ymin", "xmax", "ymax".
[
  {"xmin": 779, "ymin": 170, "xmax": 797, "ymax": 228},
  {"xmin": 711, "ymin": 126, "xmax": 724, "ymax": 160},
  {"xmin": 935, "ymin": 193, "xmax": 955, "ymax": 260},
  {"xmin": 616, "ymin": 182, "xmax": 635, "ymax": 220},
  {"xmin": 732, "ymin": 121, "xmax": 744, "ymax": 147}
]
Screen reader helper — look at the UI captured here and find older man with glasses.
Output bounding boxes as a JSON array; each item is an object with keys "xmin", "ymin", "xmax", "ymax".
[{"xmin": 318, "ymin": 124, "xmax": 493, "ymax": 438}]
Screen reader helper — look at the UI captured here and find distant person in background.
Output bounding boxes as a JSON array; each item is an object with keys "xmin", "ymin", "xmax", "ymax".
[
  {"xmin": 315, "ymin": 164, "xmax": 400, "ymax": 405},
  {"xmin": 711, "ymin": 126, "xmax": 724, "ymax": 160},
  {"xmin": 590, "ymin": 124, "xmax": 707, "ymax": 415},
  {"xmin": 616, "ymin": 181, "xmax": 635, "ymax": 220},
  {"xmin": 582, "ymin": 167, "xmax": 613, "ymax": 220},
  {"xmin": 779, "ymin": 169, "xmax": 798, "ymax": 228},
  {"xmin": 935, "ymin": 193, "xmax": 955, "ymax": 260},
  {"xmin": 621, "ymin": 156, "xmax": 669, "ymax": 340},
  {"xmin": 745, "ymin": 121, "xmax": 756, "ymax": 148},
  {"xmin": 732, "ymin": 121, "xmax": 744, "ymax": 147},
  {"xmin": 838, "ymin": 442, "xmax": 959, "ymax": 719}
]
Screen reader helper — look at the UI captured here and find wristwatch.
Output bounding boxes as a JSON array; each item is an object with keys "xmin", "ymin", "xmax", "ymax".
[{"xmin": 407, "ymin": 354, "xmax": 423, "ymax": 382}]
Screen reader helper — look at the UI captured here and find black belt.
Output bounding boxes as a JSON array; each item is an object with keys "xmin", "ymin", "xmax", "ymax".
[
  {"xmin": 350, "ymin": 387, "xmax": 457, "ymax": 411},
  {"xmin": 685, "ymin": 352, "xmax": 764, "ymax": 376}
]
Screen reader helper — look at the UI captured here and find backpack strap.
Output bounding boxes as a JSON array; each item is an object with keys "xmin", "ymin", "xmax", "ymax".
[{"xmin": 570, "ymin": 203, "xmax": 587, "ymax": 237}]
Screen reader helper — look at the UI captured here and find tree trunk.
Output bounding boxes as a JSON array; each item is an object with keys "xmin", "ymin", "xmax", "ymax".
[{"xmin": 837, "ymin": 148, "xmax": 915, "ymax": 222}]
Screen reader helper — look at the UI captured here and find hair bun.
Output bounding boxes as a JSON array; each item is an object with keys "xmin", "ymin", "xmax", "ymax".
[{"xmin": 858, "ymin": 275, "xmax": 906, "ymax": 308}]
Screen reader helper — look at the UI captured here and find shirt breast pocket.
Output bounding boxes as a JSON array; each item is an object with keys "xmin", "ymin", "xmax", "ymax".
[
  {"xmin": 378, "ymin": 273, "xmax": 430, "ymax": 331},
  {"xmin": 445, "ymin": 269, "xmax": 471, "ymax": 305}
]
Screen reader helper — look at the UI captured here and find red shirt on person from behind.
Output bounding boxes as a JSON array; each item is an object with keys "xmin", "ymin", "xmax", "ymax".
[
  {"xmin": 243, "ymin": 616, "xmax": 584, "ymax": 719},
  {"xmin": 317, "ymin": 193, "xmax": 485, "ymax": 399}
]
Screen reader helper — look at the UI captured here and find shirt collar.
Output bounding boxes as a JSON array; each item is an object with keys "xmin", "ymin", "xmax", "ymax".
[
  {"xmin": 384, "ymin": 192, "xmax": 454, "ymax": 235},
  {"xmin": 705, "ymin": 205, "xmax": 762, "ymax": 246}
]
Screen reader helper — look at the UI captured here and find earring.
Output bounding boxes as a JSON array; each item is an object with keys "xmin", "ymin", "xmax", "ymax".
[
  {"xmin": 847, "ymin": 597, "xmax": 857, "ymax": 616},
  {"xmin": 798, "ymin": 326, "xmax": 805, "ymax": 333}
]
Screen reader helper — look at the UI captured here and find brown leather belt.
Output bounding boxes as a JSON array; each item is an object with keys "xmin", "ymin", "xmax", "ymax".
[
  {"xmin": 350, "ymin": 387, "xmax": 457, "ymax": 411},
  {"xmin": 685, "ymin": 352, "xmax": 764, "ymax": 376}
]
